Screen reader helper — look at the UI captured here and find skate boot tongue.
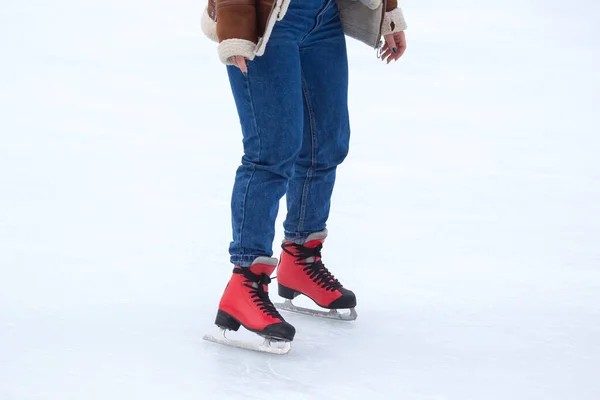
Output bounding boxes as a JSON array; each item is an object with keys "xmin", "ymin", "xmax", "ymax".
[
  {"xmin": 281, "ymin": 241, "xmax": 343, "ymax": 292},
  {"xmin": 302, "ymin": 239, "xmax": 324, "ymax": 263},
  {"xmin": 233, "ymin": 260, "xmax": 285, "ymax": 321},
  {"xmin": 303, "ymin": 229, "xmax": 328, "ymax": 249}
]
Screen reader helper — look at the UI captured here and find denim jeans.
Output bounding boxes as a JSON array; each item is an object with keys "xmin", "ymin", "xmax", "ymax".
[{"xmin": 227, "ymin": 0, "xmax": 350, "ymax": 267}]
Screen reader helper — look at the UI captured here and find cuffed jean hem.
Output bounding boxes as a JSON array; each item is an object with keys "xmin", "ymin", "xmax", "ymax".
[
  {"xmin": 283, "ymin": 231, "xmax": 315, "ymax": 245},
  {"xmin": 230, "ymin": 255, "xmax": 269, "ymax": 268}
]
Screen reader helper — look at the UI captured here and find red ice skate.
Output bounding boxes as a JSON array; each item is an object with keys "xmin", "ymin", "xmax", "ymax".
[
  {"xmin": 203, "ymin": 257, "xmax": 296, "ymax": 354},
  {"xmin": 275, "ymin": 230, "xmax": 357, "ymax": 321}
]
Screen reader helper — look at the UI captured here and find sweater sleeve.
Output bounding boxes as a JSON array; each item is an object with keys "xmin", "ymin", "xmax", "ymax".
[
  {"xmin": 382, "ymin": 0, "xmax": 407, "ymax": 36},
  {"xmin": 215, "ymin": 0, "xmax": 258, "ymax": 64}
]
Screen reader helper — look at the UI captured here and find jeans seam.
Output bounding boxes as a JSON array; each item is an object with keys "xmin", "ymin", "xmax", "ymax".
[
  {"xmin": 298, "ymin": 72, "xmax": 317, "ymax": 234},
  {"xmin": 246, "ymin": 66, "xmax": 261, "ymax": 162},
  {"xmin": 238, "ymin": 70, "xmax": 260, "ymax": 255},
  {"xmin": 300, "ymin": 0, "xmax": 334, "ymax": 43}
]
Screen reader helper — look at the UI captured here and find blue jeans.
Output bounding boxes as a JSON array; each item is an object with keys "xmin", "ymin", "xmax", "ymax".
[{"xmin": 227, "ymin": 0, "xmax": 350, "ymax": 267}]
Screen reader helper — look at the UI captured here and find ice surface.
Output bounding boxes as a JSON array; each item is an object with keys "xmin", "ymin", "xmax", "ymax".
[{"xmin": 1, "ymin": 0, "xmax": 599, "ymax": 399}]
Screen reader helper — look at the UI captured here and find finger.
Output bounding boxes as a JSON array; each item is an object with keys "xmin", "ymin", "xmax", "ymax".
[
  {"xmin": 395, "ymin": 45, "xmax": 406, "ymax": 60},
  {"xmin": 392, "ymin": 44, "xmax": 406, "ymax": 61},
  {"xmin": 380, "ymin": 49, "xmax": 393, "ymax": 62},
  {"xmin": 393, "ymin": 32, "xmax": 407, "ymax": 61},
  {"xmin": 234, "ymin": 56, "xmax": 246, "ymax": 73},
  {"xmin": 383, "ymin": 34, "xmax": 397, "ymax": 56},
  {"xmin": 380, "ymin": 45, "xmax": 389, "ymax": 60},
  {"xmin": 378, "ymin": 43, "xmax": 388, "ymax": 59},
  {"xmin": 238, "ymin": 57, "xmax": 248, "ymax": 74},
  {"xmin": 390, "ymin": 46, "xmax": 401, "ymax": 61},
  {"xmin": 232, "ymin": 56, "xmax": 248, "ymax": 74}
]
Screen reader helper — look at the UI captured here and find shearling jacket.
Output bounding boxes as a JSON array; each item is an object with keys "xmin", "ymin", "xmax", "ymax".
[{"xmin": 201, "ymin": 0, "xmax": 407, "ymax": 64}]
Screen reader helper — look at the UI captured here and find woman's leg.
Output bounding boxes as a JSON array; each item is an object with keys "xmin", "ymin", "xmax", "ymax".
[
  {"xmin": 283, "ymin": 0, "xmax": 351, "ymax": 242},
  {"xmin": 226, "ymin": 47, "xmax": 304, "ymax": 266}
]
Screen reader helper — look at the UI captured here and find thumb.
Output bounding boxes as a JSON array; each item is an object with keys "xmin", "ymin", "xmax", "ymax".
[{"xmin": 232, "ymin": 56, "xmax": 248, "ymax": 74}]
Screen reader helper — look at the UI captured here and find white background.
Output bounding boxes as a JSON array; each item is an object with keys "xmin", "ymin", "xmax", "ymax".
[{"xmin": 1, "ymin": 0, "xmax": 599, "ymax": 399}]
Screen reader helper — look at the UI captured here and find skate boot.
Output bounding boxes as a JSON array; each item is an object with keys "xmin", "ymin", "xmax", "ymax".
[
  {"xmin": 203, "ymin": 257, "xmax": 296, "ymax": 355},
  {"xmin": 275, "ymin": 230, "xmax": 357, "ymax": 321}
]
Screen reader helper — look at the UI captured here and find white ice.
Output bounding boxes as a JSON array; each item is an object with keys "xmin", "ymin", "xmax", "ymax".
[{"xmin": 1, "ymin": 0, "xmax": 599, "ymax": 399}]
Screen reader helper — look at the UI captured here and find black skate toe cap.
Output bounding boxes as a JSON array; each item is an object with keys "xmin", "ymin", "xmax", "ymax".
[
  {"xmin": 262, "ymin": 321, "xmax": 296, "ymax": 341},
  {"xmin": 328, "ymin": 288, "xmax": 357, "ymax": 309}
]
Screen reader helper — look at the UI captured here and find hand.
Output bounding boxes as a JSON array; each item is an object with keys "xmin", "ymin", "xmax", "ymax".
[
  {"xmin": 381, "ymin": 31, "xmax": 407, "ymax": 64},
  {"xmin": 231, "ymin": 56, "xmax": 248, "ymax": 74}
]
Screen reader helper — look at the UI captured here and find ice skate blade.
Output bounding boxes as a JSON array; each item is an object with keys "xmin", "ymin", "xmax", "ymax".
[
  {"xmin": 203, "ymin": 328, "xmax": 291, "ymax": 355},
  {"xmin": 274, "ymin": 299, "xmax": 358, "ymax": 321}
]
